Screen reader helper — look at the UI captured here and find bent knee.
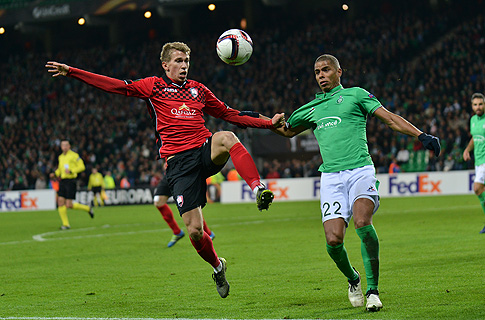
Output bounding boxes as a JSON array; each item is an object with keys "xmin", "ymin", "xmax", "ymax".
[
  {"xmin": 188, "ymin": 227, "xmax": 204, "ymax": 241},
  {"xmin": 325, "ymin": 233, "xmax": 344, "ymax": 247},
  {"xmin": 216, "ymin": 131, "xmax": 240, "ymax": 148}
]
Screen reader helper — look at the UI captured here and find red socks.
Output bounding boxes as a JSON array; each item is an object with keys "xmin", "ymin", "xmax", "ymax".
[
  {"xmin": 157, "ymin": 204, "xmax": 182, "ymax": 235},
  {"xmin": 190, "ymin": 231, "xmax": 220, "ymax": 268},
  {"xmin": 229, "ymin": 142, "xmax": 261, "ymax": 190},
  {"xmin": 203, "ymin": 219, "xmax": 212, "ymax": 235}
]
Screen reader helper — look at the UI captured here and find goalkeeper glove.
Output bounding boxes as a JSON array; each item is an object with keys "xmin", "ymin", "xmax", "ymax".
[{"xmin": 418, "ymin": 133, "xmax": 441, "ymax": 156}]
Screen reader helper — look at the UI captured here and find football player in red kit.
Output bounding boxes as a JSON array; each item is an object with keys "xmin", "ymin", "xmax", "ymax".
[{"xmin": 46, "ymin": 42, "xmax": 285, "ymax": 298}]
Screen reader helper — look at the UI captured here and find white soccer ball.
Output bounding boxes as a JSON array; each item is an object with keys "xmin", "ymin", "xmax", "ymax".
[{"xmin": 216, "ymin": 29, "xmax": 253, "ymax": 66}]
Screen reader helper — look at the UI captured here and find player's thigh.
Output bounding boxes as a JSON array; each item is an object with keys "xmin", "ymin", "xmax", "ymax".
[
  {"xmin": 153, "ymin": 178, "xmax": 171, "ymax": 206},
  {"xmin": 167, "ymin": 155, "xmax": 208, "ymax": 215},
  {"xmin": 203, "ymin": 137, "xmax": 228, "ymax": 177},
  {"xmin": 320, "ymin": 172, "xmax": 352, "ymax": 226},
  {"xmin": 182, "ymin": 207, "xmax": 204, "ymax": 239},
  {"xmin": 347, "ymin": 166, "xmax": 380, "ymax": 217},
  {"xmin": 474, "ymin": 164, "xmax": 485, "ymax": 195},
  {"xmin": 211, "ymin": 131, "xmax": 239, "ymax": 165}
]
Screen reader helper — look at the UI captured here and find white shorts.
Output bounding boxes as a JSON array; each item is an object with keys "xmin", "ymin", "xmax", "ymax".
[
  {"xmin": 474, "ymin": 164, "xmax": 485, "ymax": 184},
  {"xmin": 320, "ymin": 165, "xmax": 380, "ymax": 226}
]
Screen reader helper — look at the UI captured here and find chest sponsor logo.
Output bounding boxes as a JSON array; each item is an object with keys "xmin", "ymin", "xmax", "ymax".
[
  {"xmin": 316, "ymin": 116, "xmax": 342, "ymax": 130},
  {"xmin": 473, "ymin": 135, "xmax": 485, "ymax": 143},
  {"xmin": 171, "ymin": 103, "xmax": 196, "ymax": 117}
]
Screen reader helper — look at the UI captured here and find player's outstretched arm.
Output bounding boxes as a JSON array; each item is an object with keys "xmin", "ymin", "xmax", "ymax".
[
  {"xmin": 463, "ymin": 138, "xmax": 474, "ymax": 161},
  {"xmin": 250, "ymin": 113, "xmax": 307, "ymax": 137},
  {"xmin": 374, "ymin": 106, "xmax": 441, "ymax": 156},
  {"xmin": 45, "ymin": 61, "xmax": 70, "ymax": 77}
]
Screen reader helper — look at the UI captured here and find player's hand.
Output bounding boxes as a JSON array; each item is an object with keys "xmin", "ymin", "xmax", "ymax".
[
  {"xmin": 49, "ymin": 173, "xmax": 55, "ymax": 179},
  {"xmin": 272, "ymin": 113, "xmax": 285, "ymax": 128},
  {"xmin": 463, "ymin": 149, "xmax": 471, "ymax": 161},
  {"xmin": 45, "ymin": 61, "xmax": 70, "ymax": 77},
  {"xmin": 418, "ymin": 133, "xmax": 441, "ymax": 156}
]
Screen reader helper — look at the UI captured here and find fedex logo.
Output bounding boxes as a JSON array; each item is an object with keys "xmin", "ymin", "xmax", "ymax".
[
  {"xmin": 241, "ymin": 181, "xmax": 290, "ymax": 200},
  {"xmin": 0, "ymin": 192, "xmax": 38, "ymax": 210},
  {"xmin": 469, "ymin": 173, "xmax": 475, "ymax": 191},
  {"xmin": 389, "ymin": 174, "xmax": 441, "ymax": 194}
]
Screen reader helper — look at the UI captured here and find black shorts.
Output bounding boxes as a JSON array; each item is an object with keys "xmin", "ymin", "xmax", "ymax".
[
  {"xmin": 154, "ymin": 177, "xmax": 171, "ymax": 197},
  {"xmin": 58, "ymin": 179, "xmax": 77, "ymax": 200},
  {"xmin": 166, "ymin": 138, "xmax": 227, "ymax": 215},
  {"xmin": 92, "ymin": 186, "xmax": 102, "ymax": 194}
]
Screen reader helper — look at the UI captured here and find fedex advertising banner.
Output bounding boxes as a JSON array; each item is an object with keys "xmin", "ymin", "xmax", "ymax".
[
  {"xmin": 221, "ymin": 170, "xmax": 476, "ymax": 203},
  {"xmin": 0, "ymin": 189, "xmax": 56, "ymax": 211}
]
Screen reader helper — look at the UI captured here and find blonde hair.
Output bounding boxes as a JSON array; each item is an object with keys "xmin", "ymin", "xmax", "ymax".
[
  {"xmin": 160, "ymin": 42, "xmax": 191, "ymax": 63},
  {"xmin": 315, "ymin": 54, "xmax": 341, "ymax": 69}
]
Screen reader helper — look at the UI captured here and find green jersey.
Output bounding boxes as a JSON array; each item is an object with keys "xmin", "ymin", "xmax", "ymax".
[
  {"xmin": 470, "ymin": 114, "xmax": 485, "ymax": 166},
  {"xmin": 287, "ymin": 85, "xmax": 382, "ymax": 173}
]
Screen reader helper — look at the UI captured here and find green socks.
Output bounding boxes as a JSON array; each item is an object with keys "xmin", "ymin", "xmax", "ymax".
[
  {"xmin": 326, "ymin": 243, "xmax": 359, "ymax": 282},
  {"xmin": 478, "ymin": 192, "xmax": 485, "ymax": 214},
  {"xmin": 356, "ymin": 224, "xmax": 379, "ymax": 292}
]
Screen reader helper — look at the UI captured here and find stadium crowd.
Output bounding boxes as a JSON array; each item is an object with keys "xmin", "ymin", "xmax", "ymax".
[{"xmin": 0, "ymin": 1, "xmax": 484, "ymax": 190}]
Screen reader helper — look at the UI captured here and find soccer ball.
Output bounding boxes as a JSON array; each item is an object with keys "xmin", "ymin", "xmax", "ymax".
[{"xmin": 216, "ymin": 29, "xmax": 253, "ymax": 66}]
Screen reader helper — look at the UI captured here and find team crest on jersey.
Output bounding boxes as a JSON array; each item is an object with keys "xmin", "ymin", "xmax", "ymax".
[
  {"xmin": 190, "ymin": 88, "xmax": 198, "ymax": 98},
  {"xmin": 176, "ymin": 195, "xmax": 184, "ymax": 207},
  {"xmin": 336, "ymin": 96, "xmax": 344, "ymax": 104}
]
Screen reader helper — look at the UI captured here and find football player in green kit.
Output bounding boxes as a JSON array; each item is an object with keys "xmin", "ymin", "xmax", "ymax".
[
  {"xmin": 272, "ymin": 54, "xmax": 440, "ymax": 311},
  {"xmin": 463, "ymin": 92, "xmax": 485, "ymax": 234}
]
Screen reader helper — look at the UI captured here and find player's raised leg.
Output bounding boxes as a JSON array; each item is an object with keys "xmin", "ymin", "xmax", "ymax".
[{"xmin": 211, "ymin": 131, "xmax": 274, "ymax": 211}]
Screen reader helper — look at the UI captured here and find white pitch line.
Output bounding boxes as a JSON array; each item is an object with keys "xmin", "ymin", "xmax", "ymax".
[
  {"xmin": 0, "ymin": 204, "xmax": 478, "ymax": 246},
  {"xmin": 0, "ymin": 318, "xmax": 344, "ymax": 320}
]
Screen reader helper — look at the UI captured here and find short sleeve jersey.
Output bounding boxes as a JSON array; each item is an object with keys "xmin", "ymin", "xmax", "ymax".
[
  {"xmin": 470, "ymin": 114, "xmax": 485, "ymax": 166},
  {"xmin": 55, "ymin": 150, "xmax": 85, "ymax": 179},
  {"xmin": 287, "ymin": 85, "xmax": 382, "ymax": 173}
]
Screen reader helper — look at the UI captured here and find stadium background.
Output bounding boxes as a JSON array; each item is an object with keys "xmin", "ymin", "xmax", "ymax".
[{"xmin": 0, "ymin": 0, "xmax": 484, "ymax": 192}]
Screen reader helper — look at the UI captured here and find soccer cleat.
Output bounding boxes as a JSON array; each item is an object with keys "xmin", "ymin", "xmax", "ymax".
[
  {"xmin": 88, "ymin": 206, "xmax": 94, "ymax": 219},
  {"xmin": 167, "ymin": 230, "xmax": 185, "ymax": 248},
  {"xmin": 212, "ymin": 257, "xmax": 230, "ymax": 298},
  {"xmin": 366, "ymin": 289, "xmax": 383, "ymax": 312},
  {"xmin": 210, "ymin": 231, "xmax": 216, "ymax": 240},
  {"xmin": 348, "ymin": 268, "xmax": 364, "ymax": 307},
  {"xmin": 60, "ymin": 225, "xmax": 71, "ymax": 230},
  {"xmin": 480, "ymin": 225, "xmax": 485, "ymax": 234},
  {"xmin": 256, "ymin": 187, "xmax": 274, "ymax": 211}
]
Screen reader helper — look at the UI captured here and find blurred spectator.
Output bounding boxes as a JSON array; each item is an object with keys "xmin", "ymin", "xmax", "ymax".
[{"xmin": 104, "ymin": 171, "xmax": 116, "ymax": 189}]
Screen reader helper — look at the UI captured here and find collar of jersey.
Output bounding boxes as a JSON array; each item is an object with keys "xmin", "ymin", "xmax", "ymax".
[
  {"xmin": 162, "ymin": 73, "xmax": 187, "ymax": 88},
  {"xmin": 316, "ymin": 84, "xmax": 343, "ymax": 99}
]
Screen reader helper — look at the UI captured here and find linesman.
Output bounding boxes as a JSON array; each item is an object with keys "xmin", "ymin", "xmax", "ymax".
[{"xmin": 50, "ymin": 139, "xmax": 94, "ymax": 229}]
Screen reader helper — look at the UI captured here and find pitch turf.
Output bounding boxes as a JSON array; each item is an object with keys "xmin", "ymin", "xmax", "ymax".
[{"xmin": 0, "ymin": 195, "xmax": 484, "ymax": 319}]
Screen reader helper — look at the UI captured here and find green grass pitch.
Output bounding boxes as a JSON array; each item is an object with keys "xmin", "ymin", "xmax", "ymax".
[{"xmin": 0, "ymin": 195, "xmax": 484, "ymax": 319}]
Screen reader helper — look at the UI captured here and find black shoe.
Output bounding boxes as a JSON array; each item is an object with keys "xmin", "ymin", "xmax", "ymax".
[
  {"xmin": 212, "ymin": 258, "xmax": 230, "ymax": 298},
  {"xmin": 256, "ymin": 187, "xmax": 274, "ymax": 211},
  {"xmin": 88, "ymin": 206, "xmax": 94, "ymax": 219}
]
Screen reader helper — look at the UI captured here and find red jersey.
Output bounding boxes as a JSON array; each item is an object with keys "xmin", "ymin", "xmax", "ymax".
[{"xmin": 67, "ymin": 67, "xmax": 274, "ymax": 158}]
